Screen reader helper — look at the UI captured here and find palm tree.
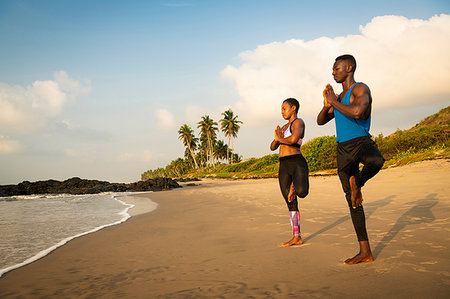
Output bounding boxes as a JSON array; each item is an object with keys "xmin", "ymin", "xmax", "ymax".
[
  {"xmin": 197, "ymin": 115, "xmax": 218, "ymax": 166},
  {"xmin": 214, "ymin": 140, "xmax": 228, "ymax": 163},
  {"xmin": 178, "ymin": 124, "xmax": 199, "ymax": 169},
  {"xmin": 167, "ymin": 158, "xmax": 189, "ymax": 177},
  {"xmin": 219, "ymin": 109, "xmax": 243, "ymax": 163}
]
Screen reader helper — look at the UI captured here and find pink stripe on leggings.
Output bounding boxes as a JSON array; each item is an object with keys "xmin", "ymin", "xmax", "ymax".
[{"xmin": 289, "ymin": 211, "xmax": 301, "ymax": 237}]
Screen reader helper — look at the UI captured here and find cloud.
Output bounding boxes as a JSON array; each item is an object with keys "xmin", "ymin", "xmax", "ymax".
[
  {"xmin": 30, "ymin": 80, "xmax": 67, "ymax": 114},
  {"xmin": 0, "ymin": 71, "xmax": 91, "ymax": 134},
  {"xmin": 54, "ymin": 71, "xmax": 91, "ymax": 96},
  {"xmin": 0, "ymin": 136, "xmax": 21, "ymax": 154},
  {"xmin": 221, "ymin": 14, "xmax": 450, "ymax": 127},
  {"xmin": 155, "ymin": 108, "xmax": 176, "ymax": 131}
]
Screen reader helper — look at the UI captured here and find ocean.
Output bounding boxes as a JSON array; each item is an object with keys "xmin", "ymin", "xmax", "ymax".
[{"xmin": 0, "ymin": 192, "xmax": 155, "ymax": 277}]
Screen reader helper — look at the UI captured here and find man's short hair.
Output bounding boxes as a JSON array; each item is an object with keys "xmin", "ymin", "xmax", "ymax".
[
  {"xmin": 335, "ymin": 54, "xmax": 357, "ymax": 73},
  {"xmin": 283, "ymin": 98, "xmax": 300, "ymax": 113}
]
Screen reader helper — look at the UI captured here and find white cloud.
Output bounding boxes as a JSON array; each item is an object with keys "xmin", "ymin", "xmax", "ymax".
[
  {"xmin": 222, "ymin": 14, "xmax": 450, "ymax": 127},
  {"xmin": 54, "ymin": 71, "xmax": 91, "ymax": 95},
  {"xmin": 0, "ymin": 83, "xmax": 42, "ymax": 132},
  {"xmin": 0, "ymin": 71, "xmax": 91, "ymax": 134},
  {"xmin": 0, "ymin": 136, "xmax": 20, "ymax": 154},
  {"xmin": 155, "ymin": 108, "xmax": 175, "ymax": 130},
  {"xmin": 30, "ymin": 80, "xmax": 67, "ymax": 114}
]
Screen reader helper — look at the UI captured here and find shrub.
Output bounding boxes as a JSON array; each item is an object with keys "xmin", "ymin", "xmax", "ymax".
[{"xmin": 301, "ymin": 136, "xmax": 337, "ymax": 171}]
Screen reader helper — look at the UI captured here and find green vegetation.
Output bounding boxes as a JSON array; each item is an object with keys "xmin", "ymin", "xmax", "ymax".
[
  {"xmin": 375, "ymin": 105, "xmax": 449, "ymax": 167},
  {"xmin": 142, "ymin": 109, "xmax": 243, "ymax": 180},
  {"xmin": 142, "ymin": 106, "xmax": 449, "ymax": 179},
  {"xmin": 220, "ymin": 109, "xmax": 243, "ymax": 164},
  {"xmin": 301, "ymin": 136, "xmax": 336, "ymax": 171}
]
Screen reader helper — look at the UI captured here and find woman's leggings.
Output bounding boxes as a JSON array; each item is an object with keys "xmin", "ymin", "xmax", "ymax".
[{"xmin": 278, "ymin": 154, "xmax": 309, "ymax": 211}]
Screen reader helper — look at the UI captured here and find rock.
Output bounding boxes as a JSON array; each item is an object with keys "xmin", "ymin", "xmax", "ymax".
[
  {"xmin": 0, "ymin": 177, "xmax": 181, "ymax": 197},
  {"xmin": 174, "ymin": 177, "xmax": 201, "ymax": 182}
]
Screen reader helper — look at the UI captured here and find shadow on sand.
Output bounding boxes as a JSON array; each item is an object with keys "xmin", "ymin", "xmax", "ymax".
[
  {"xmin": 304, "ymin": 195, "xmax": 396, "ymax": 243},
  {"xmin": 372, "ymin": 193, "xmax": 438, "ymax": 259}
]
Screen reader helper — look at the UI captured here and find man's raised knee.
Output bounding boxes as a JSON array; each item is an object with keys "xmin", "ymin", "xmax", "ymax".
[{"xmin": 368, "ymin": 155, "xmax": 385, "ymax": 171}]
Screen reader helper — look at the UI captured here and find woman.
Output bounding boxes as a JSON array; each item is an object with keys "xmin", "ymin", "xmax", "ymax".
[{"xmin": 270, "ymin": 98, "xmax": 309, "ymax": 246}]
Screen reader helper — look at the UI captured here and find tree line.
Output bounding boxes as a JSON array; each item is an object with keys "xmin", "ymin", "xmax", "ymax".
[{"xmin": 142, "ymin": 109, "xmax": 243, "ymax": 179}]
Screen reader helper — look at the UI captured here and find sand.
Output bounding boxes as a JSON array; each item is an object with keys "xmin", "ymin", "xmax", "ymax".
[{"xmin": 0, "ymin": 159, "xmax": 449, "ymax": 298}]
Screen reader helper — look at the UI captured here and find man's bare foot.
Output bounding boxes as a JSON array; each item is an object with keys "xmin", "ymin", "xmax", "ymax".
[
  {"xmin": 344, "ymin": 252, "xmax": 374, "ymax": 265},
  {"xmin": 349, "ymin": 176, "xmax": 363, "ymax": 208},
  {"xmin": 282, "ymin": 236, "xmax": 303, "ymax": 247},
  {"xmin": 288, "ymin": 183, "xmax": 296, "ymax": 202},
  {"xmin": 344, "ymin": 241, "xmax": 373, "ymax": 265}
]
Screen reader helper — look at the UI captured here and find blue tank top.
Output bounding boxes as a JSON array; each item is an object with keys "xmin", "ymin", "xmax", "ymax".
[{"xmin": 334, "ymin": 82, "xmax": 371, "ymax": 142}]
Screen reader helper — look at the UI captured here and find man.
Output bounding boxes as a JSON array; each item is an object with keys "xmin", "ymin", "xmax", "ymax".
[{"xmin": 317, "ymin": 54, "xmax": 385, "ymax": 264}]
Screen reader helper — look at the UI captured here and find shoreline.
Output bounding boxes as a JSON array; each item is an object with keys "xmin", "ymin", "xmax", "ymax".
[
  {"xmin": 0, "ymin": 192, "xmax": 157, "ymax": 278},
  {"xmin": 0, "ymin": 159, "xmax": 449, "ymax": 298},
  {"xmin": 116, "ymin": 192, "xmax": 158, "ymax": 217}
]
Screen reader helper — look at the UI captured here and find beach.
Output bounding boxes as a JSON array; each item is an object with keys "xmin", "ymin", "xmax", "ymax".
[{"xmin": 0, "ymin": 159, "xmax": 449, "ymax": 298}]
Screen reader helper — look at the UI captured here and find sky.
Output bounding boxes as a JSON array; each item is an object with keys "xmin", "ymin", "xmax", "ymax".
[{"xmin": 0, "ymin": 0, "xmax": 449, "ymax": 184}]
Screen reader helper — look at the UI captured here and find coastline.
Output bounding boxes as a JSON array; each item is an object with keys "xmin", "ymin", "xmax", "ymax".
[
  {"xmin": 116, "ymin": 192, "xmax": 158, "ymax": 217},
  {"xmin": 0, "ymin": 160, "xmax": 449, "ymax": 298},
  {"xmin": 0, "ymin": 192, "xmax": 157, "ymax": 278}
]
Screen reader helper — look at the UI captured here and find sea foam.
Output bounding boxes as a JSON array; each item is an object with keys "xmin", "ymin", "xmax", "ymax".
[{"xmin": 0, "ymin": 192, "xmax": 155, "ymax": 278}]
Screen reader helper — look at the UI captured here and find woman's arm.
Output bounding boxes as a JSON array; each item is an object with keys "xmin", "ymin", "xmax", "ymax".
[
  {"xmin": 270, "ymin": 139, "xmax": 280, "ymax": 151},
  {"xmin": 275, "ymin": 119, "xmax": 304, "ymax": 145}
]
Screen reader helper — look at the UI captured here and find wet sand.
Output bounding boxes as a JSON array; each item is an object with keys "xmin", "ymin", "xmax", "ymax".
[{"xmin": 0, "ymin": 159, "xmax": 449, "ymax": 298}]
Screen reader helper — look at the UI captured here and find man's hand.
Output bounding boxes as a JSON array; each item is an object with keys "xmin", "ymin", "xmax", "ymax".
[
  {"xmin": 323, "ymin": 84, "xmax": 338, "ymax": 107},
  {"xmin": 318, "ymin": 85, "xmax": 336, "ymax": 125},
  {"xmin": 323, "ymin": 87, "xmax": 332, "ymax": 108}
]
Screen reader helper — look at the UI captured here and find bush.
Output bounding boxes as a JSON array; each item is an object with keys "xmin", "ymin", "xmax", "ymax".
[
  {"xmin": 376, "ymin": 125, "xmax": 449, "ymax": 160},
  {"xmin": 301, "ymin": 136, "xmax": 337, "ymax": 171}
]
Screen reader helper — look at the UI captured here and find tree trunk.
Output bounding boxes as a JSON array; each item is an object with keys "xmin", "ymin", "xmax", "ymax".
[
  {"xmin": 188, "ymin": 144, "xmax": 198, "ymax": 169},
  {"xmin": 227, "ymin": 135, "xmax": 231, "ymax": 164},
  {"xmin": 231, "ymin": 137, "xmax": 234, "ymax": 163}
]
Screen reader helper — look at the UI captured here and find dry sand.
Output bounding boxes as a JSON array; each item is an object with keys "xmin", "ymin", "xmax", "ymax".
[{"xmin": 0, "ymin": 159, "xmax": 449, "ymax": 298}]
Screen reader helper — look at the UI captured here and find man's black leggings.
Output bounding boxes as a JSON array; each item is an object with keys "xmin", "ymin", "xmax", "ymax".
[
  {"xmin": 278, "ymin": 154, "xmax": 309, "ymax": 211},
  {"xmin": 337, "ymin": 136, "xmax": 385, "ymax": 241}
]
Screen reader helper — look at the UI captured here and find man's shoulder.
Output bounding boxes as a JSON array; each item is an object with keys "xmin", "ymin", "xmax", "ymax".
[
  {"xmin": 352, "ymin": 82, "xmax": 370, "ymax": 94},
  {"xmin": 354, "ymin": 82, "xmax": 369, "ymax": 89}
]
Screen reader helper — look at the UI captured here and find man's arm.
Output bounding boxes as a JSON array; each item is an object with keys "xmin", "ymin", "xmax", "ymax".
[
  {"xmin": 323, "ymin": 83, "xmax": 370, "ymax": 120},
  {"xmin": 317, "ymin": 106, "xmax": 334, "ymax": 125}
]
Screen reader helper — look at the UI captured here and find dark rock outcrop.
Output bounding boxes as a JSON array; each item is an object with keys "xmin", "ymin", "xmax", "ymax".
[
  {"xmin": 174, "ymin": 177, "xmax": 201, "ymax": 182},
  {"xmin": 0, "ymin": 177, "xmax": 180, "ymax": 197}
]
